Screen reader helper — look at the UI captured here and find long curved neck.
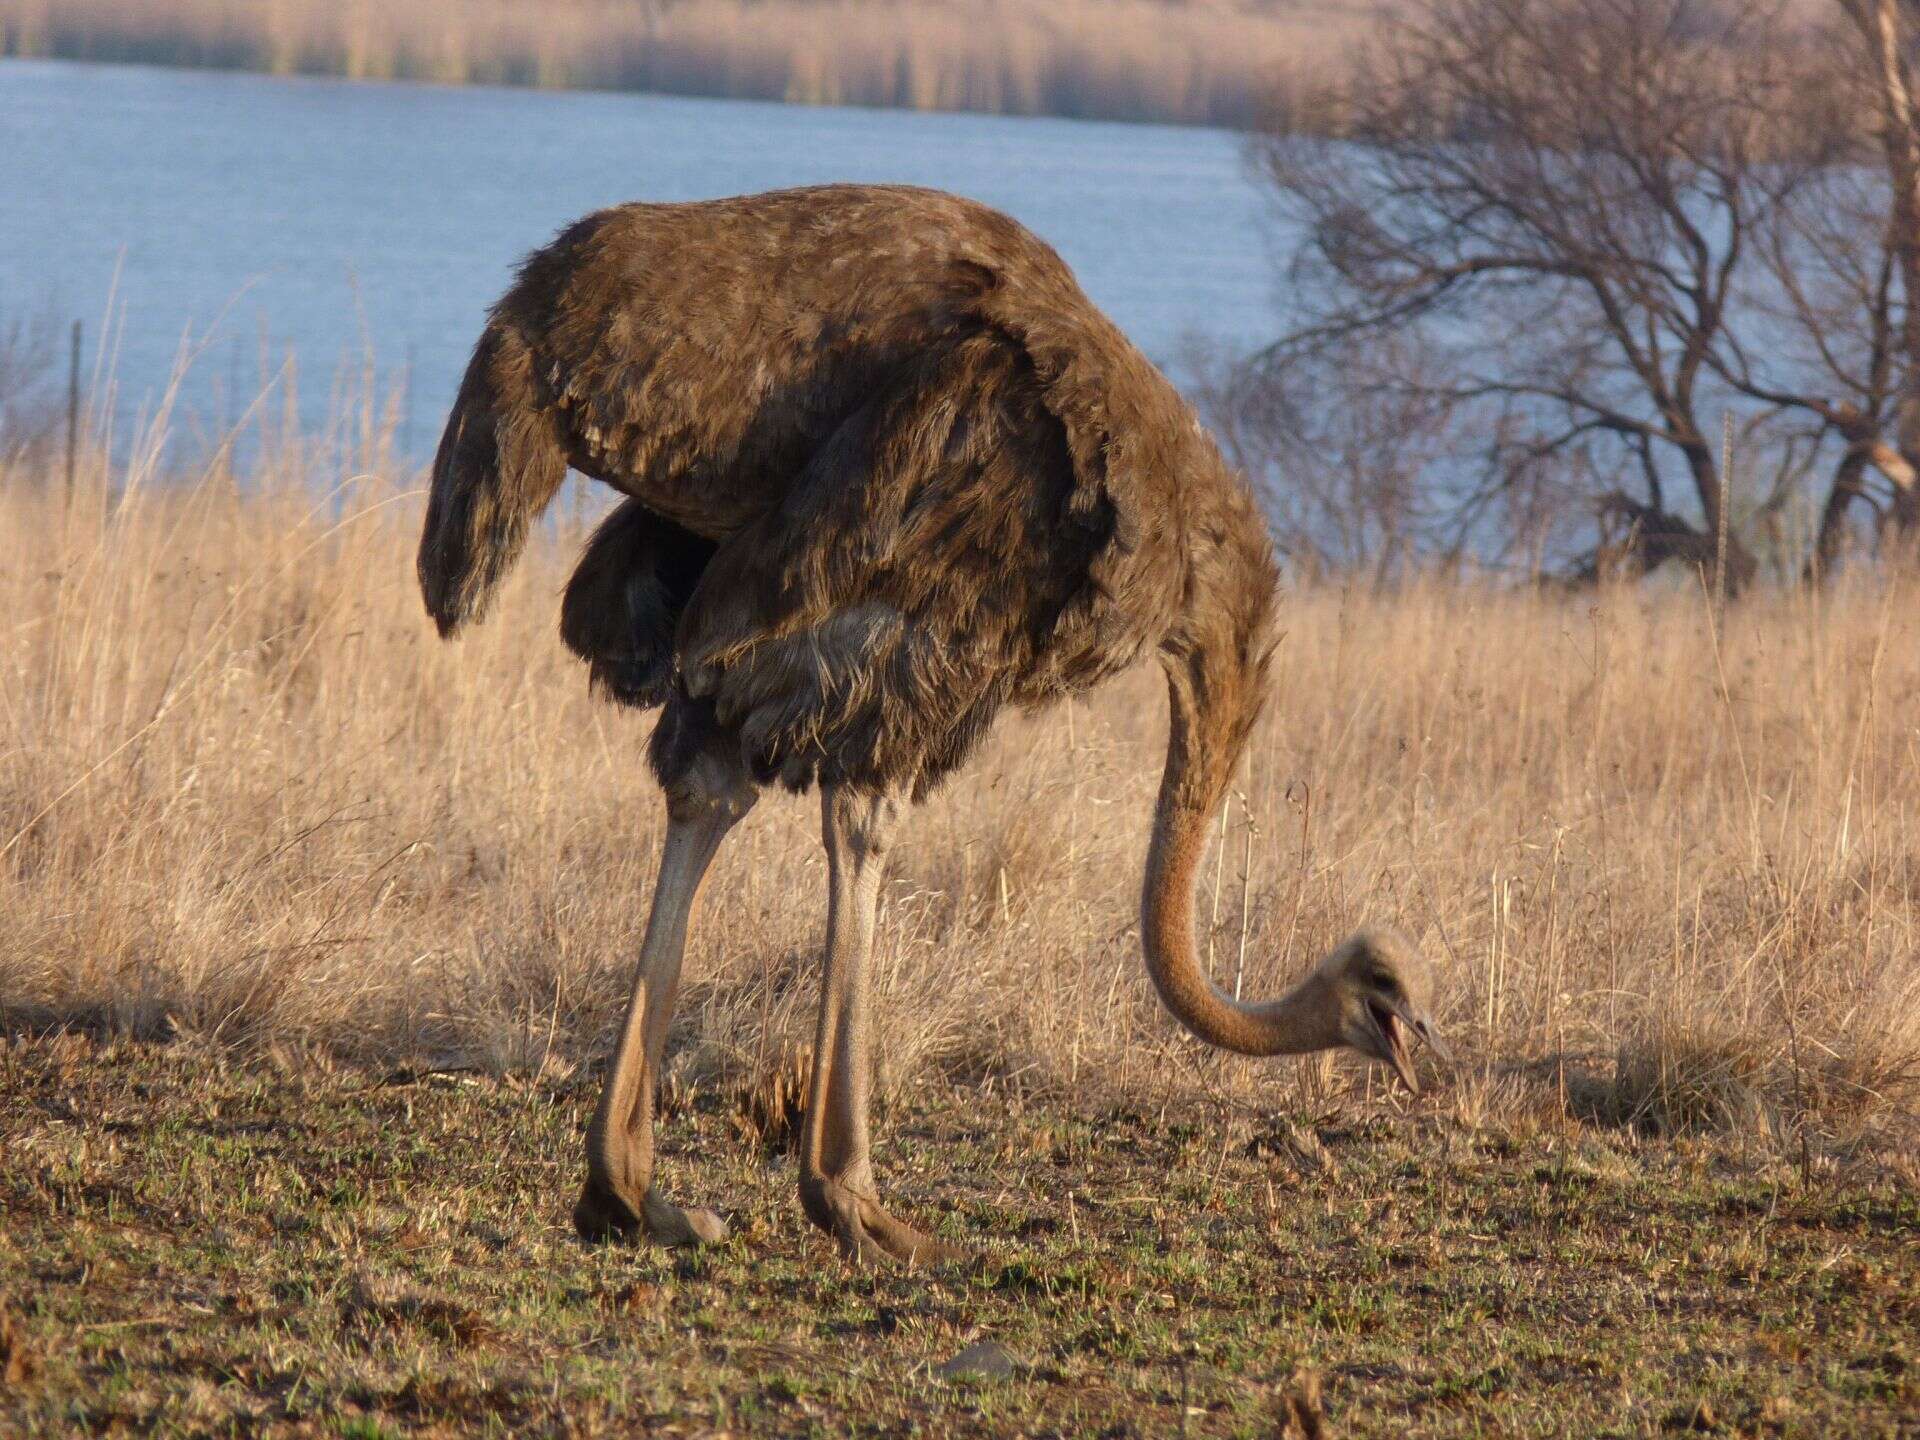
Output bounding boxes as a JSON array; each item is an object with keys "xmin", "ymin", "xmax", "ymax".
[
  {"xmin": 1140, "ymin": 491, "xmax": 1343, "ymax": 1057},
  {"xmin": 1141, "ymin": 668, "xmax": 1342, "ymax": 1057}
]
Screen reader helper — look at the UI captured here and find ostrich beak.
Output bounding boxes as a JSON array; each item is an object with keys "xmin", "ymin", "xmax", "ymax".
[{"xmin": 1368, "ymin": 998, "xmax": 1452, "ymax": 1094}]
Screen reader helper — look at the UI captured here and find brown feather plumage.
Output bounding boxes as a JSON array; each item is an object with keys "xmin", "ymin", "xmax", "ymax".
[{"xmin": 417, "ymin": 183, "xmax": 1276, "ymax": 798}]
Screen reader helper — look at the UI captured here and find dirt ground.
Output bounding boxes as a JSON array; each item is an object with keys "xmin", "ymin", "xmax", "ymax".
[{"xmin": 2, "ymin": 1037, "xmax": 1913, "ymax": 1438}]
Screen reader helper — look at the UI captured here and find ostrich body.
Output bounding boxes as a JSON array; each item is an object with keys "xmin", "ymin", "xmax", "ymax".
[{"xmin": 418, "ymin": 185, "xmax": 1447, "ymax": 1262}]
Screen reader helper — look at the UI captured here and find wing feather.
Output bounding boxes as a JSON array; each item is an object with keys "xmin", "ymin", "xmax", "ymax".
[{"xmin": 674, "ymin": 331, "xmax": 1156, "ymax": 796}]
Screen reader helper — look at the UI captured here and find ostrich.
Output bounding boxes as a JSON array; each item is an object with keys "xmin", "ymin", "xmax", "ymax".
[{"xmin": 417, "ymin": 185, "xmax": 1449, "ymax": 1263}]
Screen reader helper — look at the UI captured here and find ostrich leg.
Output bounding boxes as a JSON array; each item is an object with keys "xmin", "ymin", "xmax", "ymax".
[
  {"xmin": 798, "ymin": 786, "xmax": 968, "ymax": 1264},
  {"xmin": 574, "ymin": 744, "xmax": 756, "ymax": 1245}
]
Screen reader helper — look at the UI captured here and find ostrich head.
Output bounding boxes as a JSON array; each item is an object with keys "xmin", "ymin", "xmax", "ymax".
[{"xmin": 1312, "ymin": 928, "xmax": 1450, "ymax": 1092}]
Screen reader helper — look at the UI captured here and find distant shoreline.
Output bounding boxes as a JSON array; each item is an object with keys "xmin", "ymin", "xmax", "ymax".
[
  {"xmin": 0, "ymin": 0, "xmax": 1360, "ymax": 130},
  {"xmin": 0, "ymin": 49, "xmax": 1247, "ymax": 132}
]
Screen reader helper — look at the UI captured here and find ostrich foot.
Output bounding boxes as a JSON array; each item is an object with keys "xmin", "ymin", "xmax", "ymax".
[
  {"xmin": 573, "ymin": 1176, "xmax": 728, "ymax": 1247},
  {"xmin": 801, "ymin": 1175, "xmax": 970, "ymax": 1266}
]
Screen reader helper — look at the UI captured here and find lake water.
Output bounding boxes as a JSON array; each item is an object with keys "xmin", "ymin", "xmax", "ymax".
[{"xmin": 0, "ymin": 59, "xmax": 1276, "ymax": 466}]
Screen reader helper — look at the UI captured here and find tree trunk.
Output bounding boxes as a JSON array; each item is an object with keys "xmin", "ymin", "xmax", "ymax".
[
  {"xmin": 1843, "ymin": 0, "xmax": 1920, "ymax": 498},
  {"xmin": 1808, "ymin": 443, "xmax": 1874, "ymax": 582},
  {"xmin": 1886, "ymin": 481, "xmax": 1920, "ymax": 564}
]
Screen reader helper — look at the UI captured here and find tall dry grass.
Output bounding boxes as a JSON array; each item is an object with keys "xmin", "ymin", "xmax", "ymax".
[
  {"xmin": 0, "ymin": 0, "xmax": 1370, "ymax": 127},
  {"xmin": 3, "ymin": 379, "xmax": 1918, "ymax": 1156}
]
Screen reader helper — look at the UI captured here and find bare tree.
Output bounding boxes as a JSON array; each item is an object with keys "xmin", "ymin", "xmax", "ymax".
[
  {"xmin": 1715, "ymin": 140, "xmax": 1912, "ymax": 577},
  {"xmin": 1834, "ymin": 0, "xmax": 1920, "ymax": 550},
  {"xmin": 1689, "ymin": 1, "xmax": 1920, "ymax": 577},
  {"xmin": 1193, "ymin": 334, "xmax": 1478, "ymax": 582},
  {"xmin": 1239, "ymin": 0, "xmax": 1839, "ymax": 588}
]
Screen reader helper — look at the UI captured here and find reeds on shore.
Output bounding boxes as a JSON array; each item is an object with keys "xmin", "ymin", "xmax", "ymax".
[
  {"xmin": 0, "ymin": 0, "xmax": 1370, "ymax": 127},
  {"xmin": 5, "ymin": 347, "xmax": 1919, "ymax": 1164}
]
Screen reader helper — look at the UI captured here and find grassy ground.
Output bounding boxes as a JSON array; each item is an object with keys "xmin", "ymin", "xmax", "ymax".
[
  {"xmin": 1, "ymin": 1038, "xmax": 1915, "ymax": 1438},
  {"xmin": 3, "ymin": 440, "xmax": 1919, "ymax": 1433}
]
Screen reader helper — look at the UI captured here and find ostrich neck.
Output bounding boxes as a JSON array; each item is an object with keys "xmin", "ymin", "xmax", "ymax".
[{"xmin": 1140, "ymin": 647, "xmax": 1341, "ymax": 1059}]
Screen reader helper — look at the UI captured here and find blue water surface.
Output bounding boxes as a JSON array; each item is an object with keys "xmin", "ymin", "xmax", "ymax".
[{"xmin": 0, "ymin": 58, "xmax": 1280, "ymax": 463}]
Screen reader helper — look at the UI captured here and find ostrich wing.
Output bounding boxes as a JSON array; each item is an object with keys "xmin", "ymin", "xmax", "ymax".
[
  {"xmin": 527, "ymin": 188, "xmax": 1039, "ymax": 537},
  {"xmin": 672, "ymin": 329, "xmax": 1161, "ymax": 797},
  {"xmin": 425, "ymin": 186, "xmax": 1203, "ymax": 648}
]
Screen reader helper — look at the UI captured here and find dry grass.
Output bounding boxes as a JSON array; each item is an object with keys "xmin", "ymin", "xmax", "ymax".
[
  {"xmin": 0, "ymin": 0, "xmax": 1375, "ymax": 127},
  {"xmin": 3, "ymin": 397, "xmax": 1919, "ymax": 1166}
]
